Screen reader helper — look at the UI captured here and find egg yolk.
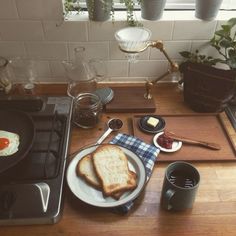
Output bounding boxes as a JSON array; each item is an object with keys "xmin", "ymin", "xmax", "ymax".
[{"xmin": 0, "ymin": 138, "xmax": 10, "ymax": 150}]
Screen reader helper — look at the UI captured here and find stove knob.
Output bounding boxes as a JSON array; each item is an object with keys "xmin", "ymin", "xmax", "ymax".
[{"xmin": 0, "ymin": 191, "xmax": 16, "ymax": 212}]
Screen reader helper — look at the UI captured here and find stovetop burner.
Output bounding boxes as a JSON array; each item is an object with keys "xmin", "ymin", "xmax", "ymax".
[
  {"xmin": 0, "ymin": 113, "xmax": 66, "ymax": 181},
  {"xmin": 0, "ymin": 95, "xmax": 73, "ymax": 225}
]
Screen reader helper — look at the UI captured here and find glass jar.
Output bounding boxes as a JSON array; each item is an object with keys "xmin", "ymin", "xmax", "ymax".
[
  {"xmin": 67, "ymin": 78, "xmax": 97, "ymax": 99},
  {"xmin": 9, "ymin": 57, "xmax": 38, "ymax": 95},
  {"xmin": 73, "ymin": 93, "xmax": 103, "ymax": 128}
]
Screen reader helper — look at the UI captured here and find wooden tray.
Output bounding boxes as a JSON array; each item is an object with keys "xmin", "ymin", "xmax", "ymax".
[
  {"xmin": 132, "ymin": 114, "xmax": 236, "ymax": 162},
  {"xmin": 105, "ymin": 87, "xmax": 156, "ymax": 113}
]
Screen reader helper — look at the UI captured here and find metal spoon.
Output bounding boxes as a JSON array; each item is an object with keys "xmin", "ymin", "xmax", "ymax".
[
  {"xmin": 69, "ymin": 118, "xmax": 123, "ymax": 157},
  {"xmin": 95, "ymin": 118, "xmax": 123, "ymax": 145}
]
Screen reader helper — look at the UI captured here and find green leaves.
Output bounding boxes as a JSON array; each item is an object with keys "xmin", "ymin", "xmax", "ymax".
[
  {"xmin": 179, "ymin": 51, "xmax": 192, "ymax": 59},
  {"xmin": 228, "ymin": 18, "xmax": 236, "ymax": 28},
  {"xmin": 64, "ymin": 0, "xmax": 81, "ymax": 14},
  {"xmin": 210, "ymin": 18, "xmax": 236, "ymax": 69},
  {"xmin": 228, "ymin": 49, "xmax": 236, "ymax": 69},
  {"xmin": 219, "ymin": 39, "xmax": 232, "ymax": 48},
  {"xmin": 179, "ymin": 50, "xmax": 219, "ymax": 66},
  {"xmin": 215, "ymin": 29, "xmax": 230, "ymax": 38},
  {"xmin": 120, "ymin": 0, "xmax": 141, "ymax": 26},
  {"xmin": 180, "ymin": 18, "xmax": 236, "ymax": 70}
]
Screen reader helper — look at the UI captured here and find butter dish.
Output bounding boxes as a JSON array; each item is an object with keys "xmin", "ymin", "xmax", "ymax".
[{"xmin": 139, "ymin": 115, "xmax": 165, "ymax": 134}]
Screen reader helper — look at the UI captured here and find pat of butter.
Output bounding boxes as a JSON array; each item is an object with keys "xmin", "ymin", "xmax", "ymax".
[{"xmin": 147, "ymin": 117, "xmax": 159, "ymax": 128}]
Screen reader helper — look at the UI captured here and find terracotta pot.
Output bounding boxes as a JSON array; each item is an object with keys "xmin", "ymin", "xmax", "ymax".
[{"xmin": 180, "ymin": 62, "xmax": 236, "ymax": 113}]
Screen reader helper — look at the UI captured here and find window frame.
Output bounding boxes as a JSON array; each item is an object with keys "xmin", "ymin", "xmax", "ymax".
[
  {"xmin": 117, "ymin": 0, "xmax": 236, "ymax": 10},
  {"xmin": 63, "ymin": 0, "xmax": 236, "ymax": 12}
]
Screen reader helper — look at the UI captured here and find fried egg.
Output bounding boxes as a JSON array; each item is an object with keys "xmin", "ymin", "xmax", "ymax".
[{"xmin": 0, "ymin": 130, "xmax": 20, "ymax": 157}]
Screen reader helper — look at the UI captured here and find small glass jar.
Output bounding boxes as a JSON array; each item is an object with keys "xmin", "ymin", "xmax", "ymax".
[
  {"xmin": 73, "ymin": 93, "xmax": 103, "ymax": 128},
  {"xmin": 9, "ymin": 57, "xmax": 38, "ymax": 96}
]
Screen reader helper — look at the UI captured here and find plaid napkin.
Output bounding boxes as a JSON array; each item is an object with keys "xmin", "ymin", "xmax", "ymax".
[{"xmin": 110, "ymin": 133, "xmax": 160, "ymax": 214}]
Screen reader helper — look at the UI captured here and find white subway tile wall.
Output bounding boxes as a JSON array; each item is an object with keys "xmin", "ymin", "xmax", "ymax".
[
  {"xmin": 16, "ymin": 0, "xmax": 63, "ymax": 20},
  {"xmin": 0, "ymin": 21, "xmax": 44, "ymax": 41},
  {"xmin": 0, "ymin": 0, "xmax": 18, "ymax": 19},
  {"xmin": 172, "ymin": 21, "xmax": 217, "ymax": 40},
  {"xmin": 0, "ymin": 0, "xmax": 235, "ymax": 83},
  {"xmin": 25, "ymin": 42, "xmax": 68, "ymax": 60},
  {"xmin": 68, "ymin": 42, "xmax": 109, "ymax": 60},
  {"xmin": 43, "ymin": 21, "xmax": 88, "ymax": 41}
]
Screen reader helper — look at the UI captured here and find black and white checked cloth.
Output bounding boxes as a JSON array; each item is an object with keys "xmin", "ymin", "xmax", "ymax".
[{"xmin": 110, "ymin": 133, "xmax": 160, "ymax": 213}]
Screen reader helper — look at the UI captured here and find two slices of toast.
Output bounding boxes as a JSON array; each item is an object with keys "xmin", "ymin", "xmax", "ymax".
[{"xmin": 77, "ymin": 144, "xmax": 137, "ymax": 199}]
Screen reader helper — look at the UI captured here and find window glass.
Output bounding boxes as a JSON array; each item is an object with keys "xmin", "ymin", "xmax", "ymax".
[{"xmin": 63, "ymin": 0, "xmax": 236, "ymax": 11}]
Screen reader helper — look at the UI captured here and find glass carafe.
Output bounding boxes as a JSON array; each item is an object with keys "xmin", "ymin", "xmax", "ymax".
[{"xmin": 62, "ymin": 47, "xmax": 106, "ymax": 99}]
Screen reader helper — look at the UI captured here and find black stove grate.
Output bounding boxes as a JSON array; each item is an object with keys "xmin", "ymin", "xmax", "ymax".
[
  {"xmin": 0, "ymin": 112, "xmax": 67, "ymax": 183},
  {"xmin": 0, "ymin": 96, "xmax": 73, "ymax": 225}
]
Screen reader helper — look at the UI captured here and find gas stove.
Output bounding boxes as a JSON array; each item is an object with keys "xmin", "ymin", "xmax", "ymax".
[{"xmin": 0, "ymin": 96, "xmax": 73, "ymax": 225}]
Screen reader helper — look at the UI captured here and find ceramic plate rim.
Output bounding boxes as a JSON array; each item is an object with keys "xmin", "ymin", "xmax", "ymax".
[
  {"xmin": 66, "ymin": 145, "xmax": 147, "ymax": 208},
  {"xmin": 153, "ymin": 132, "xmax": 182, "ymax": 153}
]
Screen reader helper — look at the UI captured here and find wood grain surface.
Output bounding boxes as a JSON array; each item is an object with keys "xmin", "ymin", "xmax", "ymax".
[
  {"xmin": 132, "ymin": 114, "xmax": 236, "ymax": 162},
  {"xmin": 105, "ymin": 87, "xmax": 156, "ymax": 113},
  {"xmin": 1, "ymin": 83, "xmax": 236, "ymax": 236}
]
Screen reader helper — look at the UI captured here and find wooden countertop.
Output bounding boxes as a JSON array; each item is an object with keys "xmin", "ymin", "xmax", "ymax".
[{"xmin": 1, "ymin": 83, "xmax": 236, "ymax": 236}]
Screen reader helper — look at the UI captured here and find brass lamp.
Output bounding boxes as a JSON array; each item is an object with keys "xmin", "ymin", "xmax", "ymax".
[{"xmin": 115, "ymin": 27, "xmax": 179, "ymax": 99}]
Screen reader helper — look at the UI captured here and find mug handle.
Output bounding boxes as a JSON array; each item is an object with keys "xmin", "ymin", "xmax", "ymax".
[{"xmin": 163, "ymin": 189, "xmax": 175, "ymax": 210}]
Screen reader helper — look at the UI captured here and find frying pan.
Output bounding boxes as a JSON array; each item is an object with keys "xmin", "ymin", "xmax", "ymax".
[{"xmin": 0, "ymin": 110, "xmax": 35, "ymax": 173}]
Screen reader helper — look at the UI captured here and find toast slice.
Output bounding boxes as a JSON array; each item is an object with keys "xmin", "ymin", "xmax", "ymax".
[
  {"xmin": 77, "ymin": 154, "xmax": 101, "ymax": 189},
  {"xmin": 92, "ymin": 144, "xmax": 137, "ymax": 196},
  {"xmin": 76, "ymin": 154, "xmax": 128, "ymax": 200}
]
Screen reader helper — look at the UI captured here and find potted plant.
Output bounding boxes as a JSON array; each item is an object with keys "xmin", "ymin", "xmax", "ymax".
[
  {"xmin": 64, "ymin": 0, "xmax": 114, "ymax": 22},
  {"xmin": 64, "ymin": 0, "xmax": 140, "ymax": 25},
  {"xmin": 195, "ymin": 0, "xmax": 223, "ymax": 21},
  {"xmin": 119, "ymin": 0, "xmax": 141, "ymax": 26},
  {"xmin": 179, "ymin": 18, "xmax": 236, "ymax": 113},
  {"xmin": 64, "ymin": 0, "xmax": 80, "ymax": 14},
  {"xmin": 85, "ymin": 0, "xmax": 141, "ymax": 25},
  {"xmin": 86, "ymin": 0, "xmax": 114, "ymax": 22},
  {"xmin": 139, "ymin": 0, "xmax": 166, "ymax": 21}
]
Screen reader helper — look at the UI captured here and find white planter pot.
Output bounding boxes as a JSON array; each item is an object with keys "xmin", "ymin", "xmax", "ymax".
[
  {"xmin": 141, "ymin": 0, "xmax": 166, "ymax": 21},
  {"xmin": 86, "ymin": 0, "xmax": 112, "ymax": 22},
  {"xmin": 195, "ymin": 0, "xmax": 223, "ymax": 21}
]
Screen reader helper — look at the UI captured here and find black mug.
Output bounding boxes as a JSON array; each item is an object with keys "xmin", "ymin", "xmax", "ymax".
[{"xmin": 161, "ymin": 161, "xmax": 200, "ymax": 211}]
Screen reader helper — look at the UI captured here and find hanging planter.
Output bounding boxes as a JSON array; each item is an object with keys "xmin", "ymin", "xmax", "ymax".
[
  {"xmin": 140, "ymin": 0, "xmax": 166, "ymax": 21},
  {"xmin": 86, "ymin": 0, "xmax": 113, "ymax": 22},
  {"xmin": 195, "ymin": 0, "xmax": 223, "ymax": 21}
]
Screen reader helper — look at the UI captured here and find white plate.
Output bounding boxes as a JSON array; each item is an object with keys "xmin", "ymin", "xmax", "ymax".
[
  {"xmin": 153, "ymin": 132, "xmax": 182, "ymax": 153},
  {"xmin": 66, "ymin": 145, "xmax": 147, "ymax": 208}
]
